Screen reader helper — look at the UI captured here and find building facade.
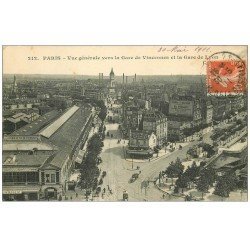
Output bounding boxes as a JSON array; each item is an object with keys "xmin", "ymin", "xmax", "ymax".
[
  {"xmin": 127, "ymin": 130, "xmax": 156, "ymax": 158},
  {"xmin": 142, "ymin": 111, "xmax": 168, "ymax": 146},
  {"xmin": 2, "ymin": 105, "xmax": 93, "ymax": 201}
]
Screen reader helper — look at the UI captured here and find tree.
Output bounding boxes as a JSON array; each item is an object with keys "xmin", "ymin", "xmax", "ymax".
[
  {"xmin": 80, "ymin": 133, "xmax": 104, "ymax": 190},
  {"xmin": 225, "ymin": 172, "xmax": 238, "ymax": 191},
  {"xmin": 187, "ymin": 146, "xmax": 198, "ymax": 158},
  {"xmin": 213, "ymin": 172, "xmax": 238, "ymax": 200},
  {"xmin": 175, "ymin": 174, "xmax": 190, "ymax": 193},
  {"xmin": 213, "ymin": 176, "xmax": 231, "ymax": 200},
  {"xmin": 87, "ymin": 133, "xmax": 104, "ymax": 156},
  {"xmin": 242, "ymin": 178, "xmax": 248, "ymax": 191},
  {"xmin": 165, "ymin": 159, "xmax": 184, "ymax": 185},
  {"xmin": 196, "ymin": 177, "xmax": 209, "ymax": 199},
  {"xmin": 184, "ymin": 161, "xmax": 200, "ymax": 183},
  {"xmin": 198, "ymin": 143, "xmax": 215, "ymax": 157},
  {"xmin": 200, "ymin": 167, "xmax": 216, "ymax": 186}
]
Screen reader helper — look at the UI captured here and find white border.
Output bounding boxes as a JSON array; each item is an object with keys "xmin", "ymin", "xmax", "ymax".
[{"xmin": 0, "ymin": 1, "xmax": 250, "ymax": 250}]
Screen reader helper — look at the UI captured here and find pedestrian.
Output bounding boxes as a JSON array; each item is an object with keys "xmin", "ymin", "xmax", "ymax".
[
  {"xmin": 70, "ymin": 196, "xmax": 72, "ymax": 200},
  {"xmin": 162, "ymin": 193, "xmax": 165, "ymax": 199},
  {"xmin": 76, "ymin": 193, "xmax": 78, "ymax": 198},
  {"xmin": 103, "ymin": 188, "xmax": 106, "ymax": 193}
]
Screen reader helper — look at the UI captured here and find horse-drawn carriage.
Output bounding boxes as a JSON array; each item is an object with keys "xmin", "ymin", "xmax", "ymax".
[
  {"xmin": 129, "ymin": 173, "xmax": 140, "ymax": 183},
  {"xmin": 123, "ymin": 190, "xmax": 128, "ymax": 201}
]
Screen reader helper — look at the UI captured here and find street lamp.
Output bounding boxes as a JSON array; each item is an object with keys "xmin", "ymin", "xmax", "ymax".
[{"xmin": 131, "ymin": 155, "xmax": 134, "ymax": 169}]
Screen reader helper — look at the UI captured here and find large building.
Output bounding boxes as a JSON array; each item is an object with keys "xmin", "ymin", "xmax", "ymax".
[
  {"xmin": 83, "ymin": 85, "xmax": 107, "ymax": 101},
  {"xmin": 167, "ymin": 118, "xmax": 192, "ymax": 142},
  {"xmin": 169, "ymin": 96, "xmax": 202, "ymax": 127},
  {"xmin": 122, "ymin": 105, "xmax": 143, "ymax": 138},
  {"xmin": 3, "ymin": 111, "xmax": 40, "ymax": 135},
  {"xmin": 200, "ymin": 99, "xmax": 213, "ymax": 125},
  {"xmin": 2, "ymin": 105, "xmax": 94, "ymax": 201},
  {"xmin": 211, "ymin": 96, "xmax": 232, "ymax": 120},
  {"xmin": 142, "ymin": 111, "xmax": 168, "ymax": 146},
  {"xmin": 127, "ymin": 130, "xmax": 156, "ymax": 159},
  {"xmin": 168, "ymin": 95, "xmax": 203, "ymax": 140}
]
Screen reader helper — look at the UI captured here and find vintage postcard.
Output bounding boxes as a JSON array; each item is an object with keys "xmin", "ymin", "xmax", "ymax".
[{"xmin": 2, "ymin": 45, "xmax": 248, "ymax": 202}]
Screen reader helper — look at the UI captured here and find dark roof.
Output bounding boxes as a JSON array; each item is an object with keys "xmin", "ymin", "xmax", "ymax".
[
  {"xmin": 11, "ymin": 110, "xmax": 61, "ymax": 136},
  {"xmin": 212, "ymin": 156, "xmax": 241, "ymax": 169},
  {"xmin": 143, "ymin": 111, "xmax": 166, "ymax": 122},
  {"xmin": 3, "ymin": 153, "xmax": 51, "ymax": 167},
  {"xmin": 3, "ymin": 141, "xmax": 56, "ymax": 151},
  {"xmin": 41, "ymin": 106, "xmax": 92, "ymax": 168},
  {"xmin": 239, "ymin": 166, "xmax": 247, "ymax": 175}
]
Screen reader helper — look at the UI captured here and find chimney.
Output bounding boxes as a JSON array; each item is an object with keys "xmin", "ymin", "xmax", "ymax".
[{"xmin": 122, "ymin": 73, "xmax": 124, "ymax": 84}]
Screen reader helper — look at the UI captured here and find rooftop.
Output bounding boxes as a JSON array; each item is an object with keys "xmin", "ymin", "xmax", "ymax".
[
  {"xmin": 42, "ymin": 106, "xmax": 92, "ymax": 168},
  {"xmin": 212, "ymin": 155, "xmax": 241, "ymax": 169},
  {"xmin": 143, "ymin": 111, "xmax": 166, "ymax": 122},
  {"xmin": 39, "ymin": 106, "xmax": 79, "ymax": 138},
  {"xmin": 3, "ymin": 153, "xmax": 51, "ymax": 167},
  {"xmin": 226, "ymin": 140, "xmax": 247, "ymax": 152},
  {"xmin": 3, "ymin": 141, "xmax": 56, "ymax": 151},
  {"xmin": 12, "ymin": 110, "xmax": 61, "ymax": 136}
]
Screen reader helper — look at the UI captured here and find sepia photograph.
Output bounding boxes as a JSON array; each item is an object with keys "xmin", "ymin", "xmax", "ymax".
[{"xmin": 2, "ymin": 45, "xmax": 248, "ymax": 202}]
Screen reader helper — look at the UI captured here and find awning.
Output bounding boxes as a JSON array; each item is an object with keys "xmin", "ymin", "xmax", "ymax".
[
  {"xmin": 3, "ymin": 186, "xmax": 41, "ymax": 195},
  {"xmin": 126, "ymin": 149, "xmax": 154, "ymax": 155},
  {"xmin": 75, "ymin": 149, "xmax": 86, "ymax": 164}
]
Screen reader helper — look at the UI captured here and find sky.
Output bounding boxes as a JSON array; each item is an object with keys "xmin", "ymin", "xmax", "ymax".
[{"xmin": 3, "ymin": 46, "xmax": 247, "ymax": 76}]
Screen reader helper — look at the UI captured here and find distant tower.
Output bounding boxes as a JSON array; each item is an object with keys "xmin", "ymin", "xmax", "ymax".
[
  {"xmin": 109, "ymin": 68, "xmax": 115, "ymax": 87},
  {"xmin": 144, "ymin": 86, "xmax": 148, "ymax": 100},
  {"xmin": 99, "ymin": 73, "xmax": 103, "ymax": 84},
  {"xmin": 81, "ymin": 86, "xmax": 85, "ymax": 96},
  {"xmin": 12, "ymin": 75, "xmax": 18, "ymax": 94}
]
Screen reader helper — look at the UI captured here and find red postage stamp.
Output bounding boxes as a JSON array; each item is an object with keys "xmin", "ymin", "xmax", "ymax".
[{"xmin": 207, "ymin": 56, "xmax": 246, "ymax": 94}]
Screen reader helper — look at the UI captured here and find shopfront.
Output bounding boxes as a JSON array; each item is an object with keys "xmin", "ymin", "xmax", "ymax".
[
  {"xmin": 2, "ymin": 187, "xmax": 41, "ymax": 201},
  {"xmin": 44, "ymin": 187, "xmax": 58, "ymax": 200}
]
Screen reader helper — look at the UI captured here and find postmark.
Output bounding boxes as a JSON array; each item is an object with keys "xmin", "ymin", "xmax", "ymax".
[{"xmin": 206, "ymin": 51, "xmax": 247, "ymax": 94}]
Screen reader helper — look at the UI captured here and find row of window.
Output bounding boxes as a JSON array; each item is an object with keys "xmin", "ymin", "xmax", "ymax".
[
  {"xmin": 41, "ymin": 171, "xmax": 60, "ymax": 184},
  {"xmin": 3, "ymin": 171, "xmax": 60, "ymax": 184},
  {"xmin": 3, "ymin": 172, "xmax": 39, "ymax": 183}
]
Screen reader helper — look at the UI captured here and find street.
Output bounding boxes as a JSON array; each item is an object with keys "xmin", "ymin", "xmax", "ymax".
[{"xmin": 98, "ymin": 121, "xmax": 199, "ymax": 201}]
